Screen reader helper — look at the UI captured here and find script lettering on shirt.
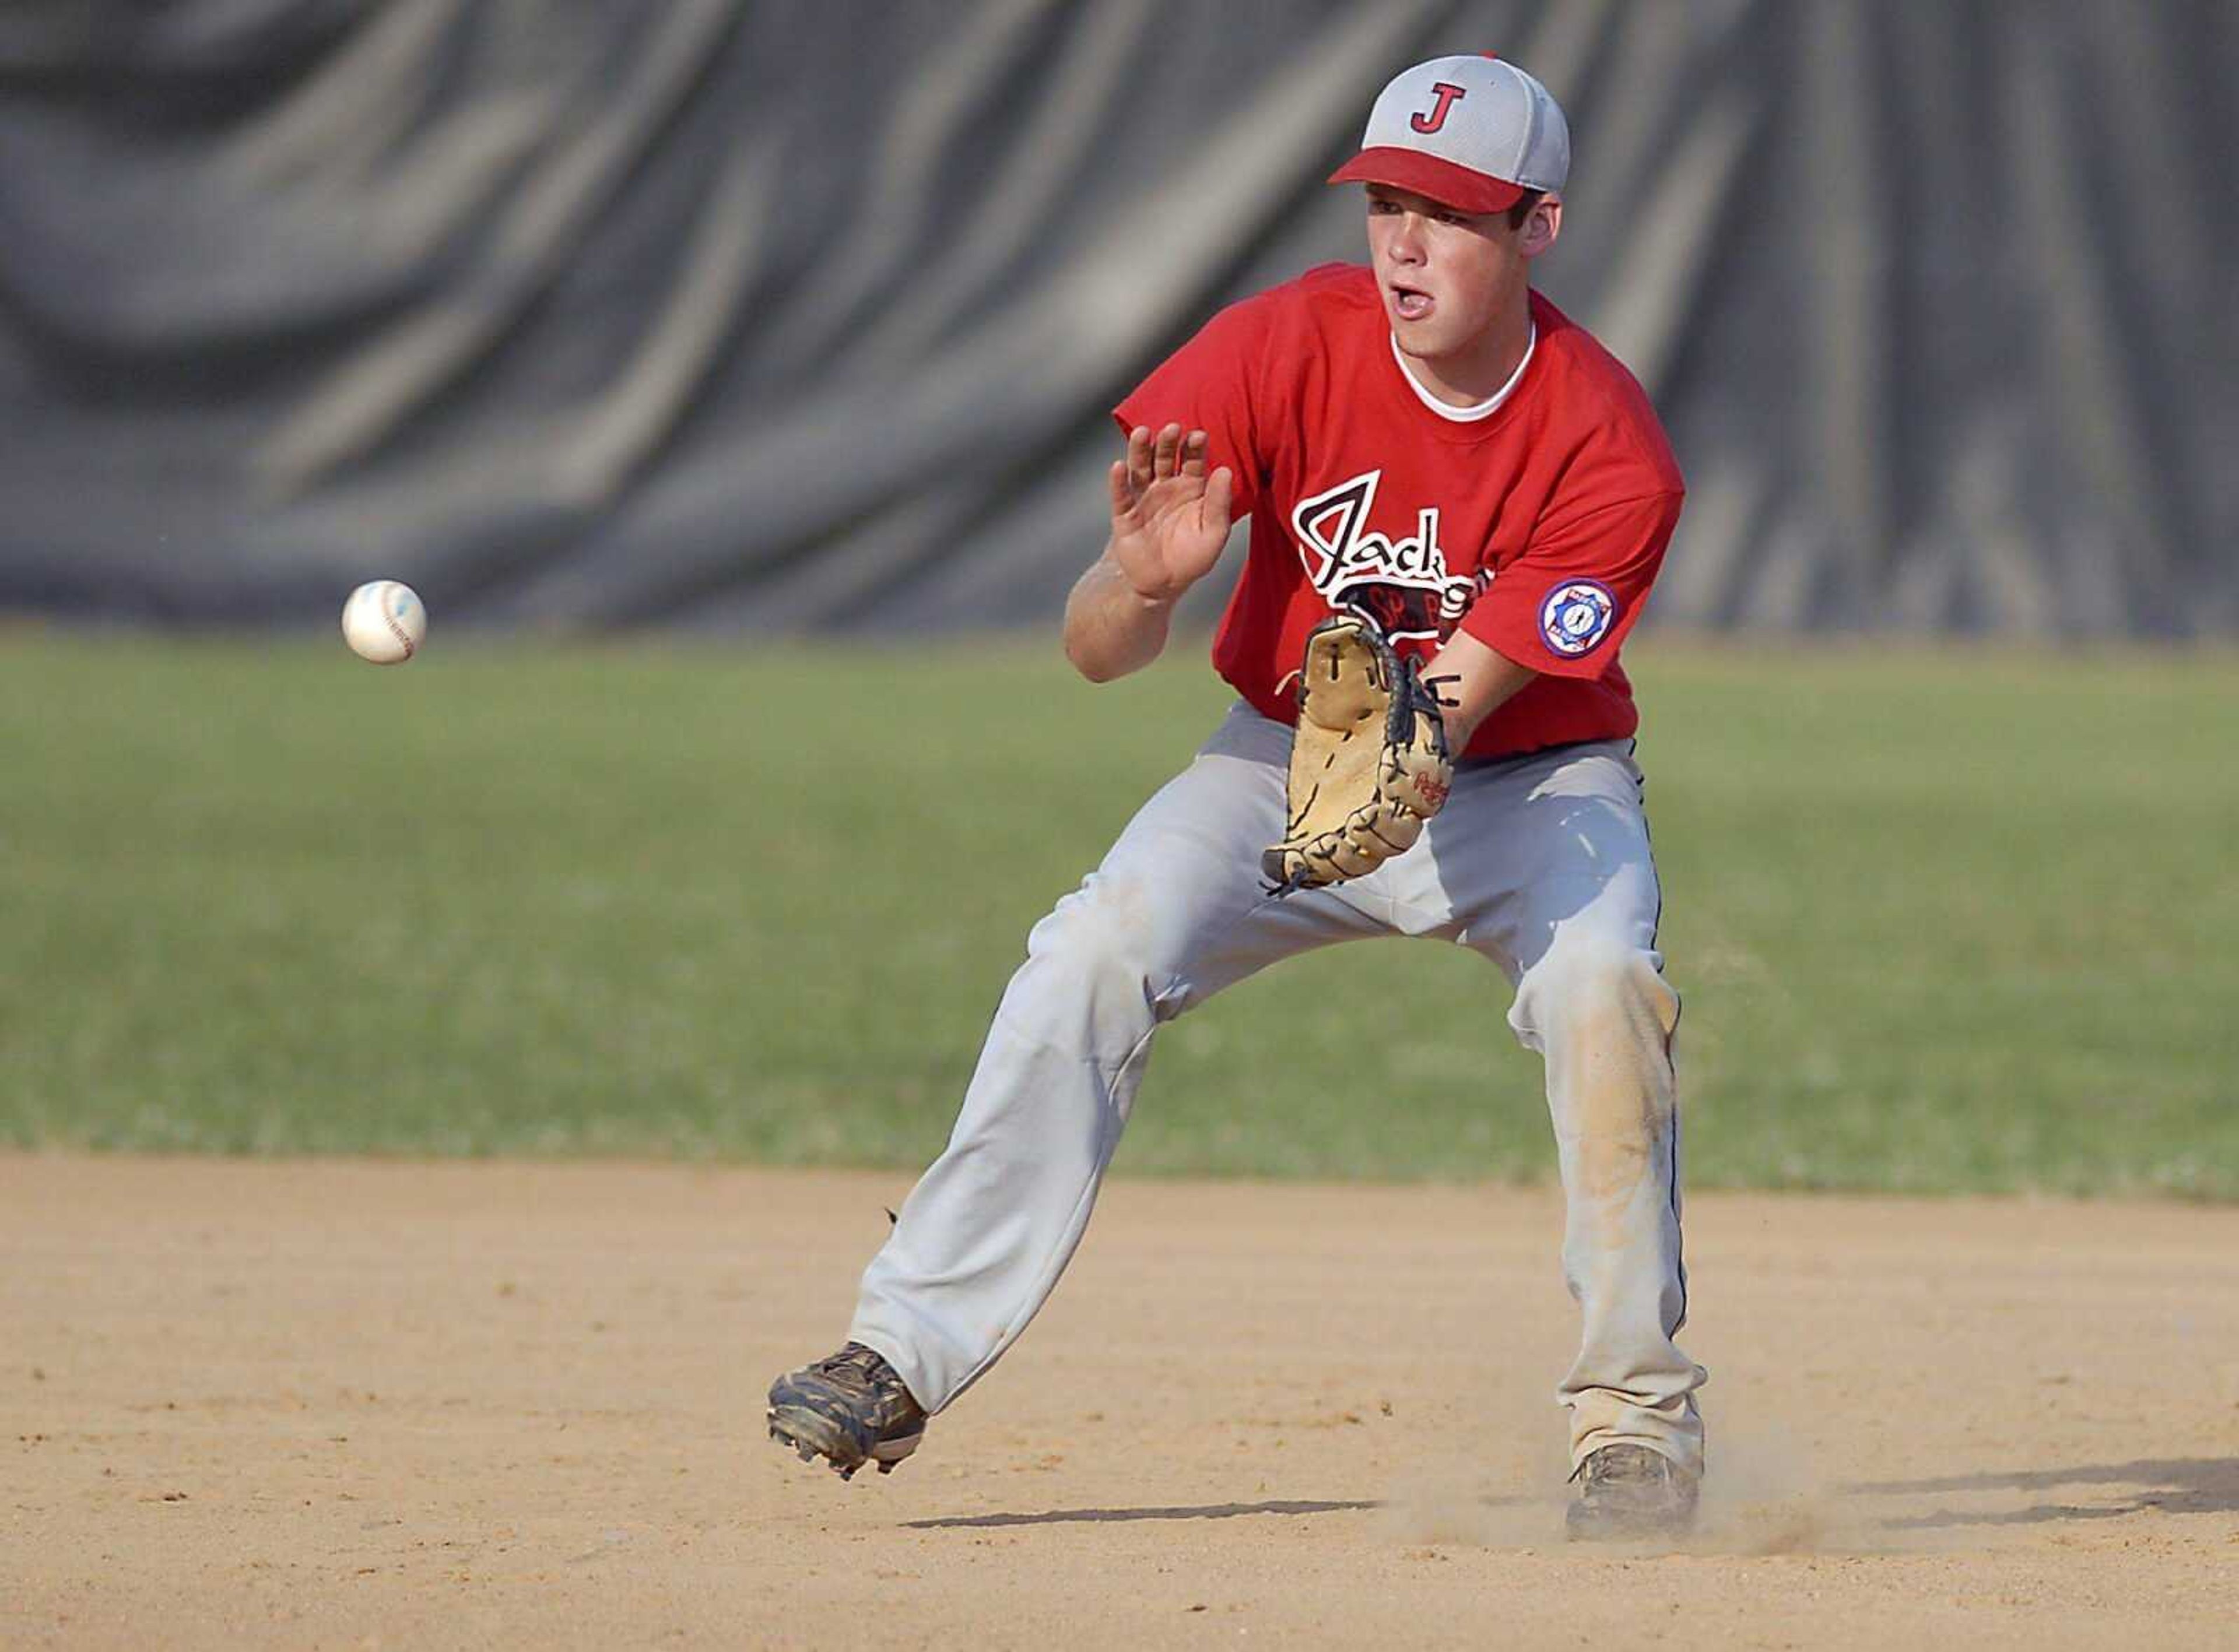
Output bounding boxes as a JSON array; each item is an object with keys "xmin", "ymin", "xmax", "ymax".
[{"xmin": 1289, "ymin": 468, "xmax": 1487, "ymax": 644}]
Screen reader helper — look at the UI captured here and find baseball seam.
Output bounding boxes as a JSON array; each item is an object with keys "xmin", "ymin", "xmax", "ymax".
[{"xmin": 381, "ymin": 593, "xmax": 416, "ymax": 659}]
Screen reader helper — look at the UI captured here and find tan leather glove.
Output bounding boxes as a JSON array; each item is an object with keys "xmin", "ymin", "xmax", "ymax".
[{"xmin": 1262, "ymin": 613, "xmax": 1454, "ymax": 895}]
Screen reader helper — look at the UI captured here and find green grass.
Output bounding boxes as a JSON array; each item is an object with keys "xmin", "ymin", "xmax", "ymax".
[{"xmin": 3, "ymin": 631, "xmax": 2234, "ymax": 1196}]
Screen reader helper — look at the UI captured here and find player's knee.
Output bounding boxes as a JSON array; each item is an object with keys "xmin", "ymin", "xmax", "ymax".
[
  {"xmin": 1023, "ymin": 876, "xmax": 1168, "ymax": 1013},
  {"xmin": 1511, "ymin": 932, "xmax": 1677, "ymax": 1048}
]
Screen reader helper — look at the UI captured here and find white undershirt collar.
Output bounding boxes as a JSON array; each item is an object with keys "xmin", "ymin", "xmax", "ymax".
[{"xmin": 1389, "ymin": 321, "xmax": 1536, "ymax": 422}]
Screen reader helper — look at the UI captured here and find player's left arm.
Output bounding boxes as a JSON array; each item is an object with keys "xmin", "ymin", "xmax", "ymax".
[
  {"xmin": 1419, "ymin": 483, "xmax": 1685, "ymax": 747},
  {"xmin": 1421, "ymin": 630, "xmax": 1536, "ymax": 749},
  {"xmin": 1457, "ymin": 489, "xmax": 1683, "ymax": 692}
]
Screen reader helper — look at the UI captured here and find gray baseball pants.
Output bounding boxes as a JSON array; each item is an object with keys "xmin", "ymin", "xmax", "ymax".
[{"xmin": 850, "ymin": 702, "xmax": 1705, "ymax": 1475}]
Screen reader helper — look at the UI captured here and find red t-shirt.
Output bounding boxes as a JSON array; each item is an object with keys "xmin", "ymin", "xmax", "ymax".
[{"xmin": 1113, "ymin": 265, "xmax": 1683, "ymax": 759}]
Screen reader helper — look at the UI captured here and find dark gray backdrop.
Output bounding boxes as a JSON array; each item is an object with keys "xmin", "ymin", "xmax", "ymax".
[{"xmin": 2, "ymin": 0, "xmax": 2232, "ymax": 636}]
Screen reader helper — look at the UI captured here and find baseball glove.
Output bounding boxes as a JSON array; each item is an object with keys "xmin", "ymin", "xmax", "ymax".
[{"xmin": 1262, "ymin": 612, "xmax": 1454, "ymax": 895}]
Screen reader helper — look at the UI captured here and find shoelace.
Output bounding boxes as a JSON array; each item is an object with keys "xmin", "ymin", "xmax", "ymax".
[
  {"xmin": 820, "ymin": 1345, "xmax": 880, "ymax": 1382},
  {"xmin": 1587, "ymin": 1450, "xmax": 1666, "ymax": 1489},
  {"xmin": 817, "ymin": 1344, "xmax": 908, "ymax": 1407}
]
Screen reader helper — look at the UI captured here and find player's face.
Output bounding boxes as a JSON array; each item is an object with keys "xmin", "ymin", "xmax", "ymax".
[{"xmin": 1365, "ymin": 185, "xmax": 1551, "ymax": 377}]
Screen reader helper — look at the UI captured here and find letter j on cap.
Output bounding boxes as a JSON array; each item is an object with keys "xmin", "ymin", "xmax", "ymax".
[{"xmin": 1410, "ymin": 81, "xmax": 1465, "ymax": 135}]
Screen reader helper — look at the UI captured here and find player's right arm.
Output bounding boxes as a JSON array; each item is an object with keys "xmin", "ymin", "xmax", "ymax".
[{"xmin": 1063, "ymin": 423, "xmax": 1234, "ymax": 683}]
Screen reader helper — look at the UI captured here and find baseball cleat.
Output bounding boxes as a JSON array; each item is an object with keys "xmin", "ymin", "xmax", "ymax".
[
  {"xmin": 1564, "ymin": 1443, "xmax": 1698, "ymax": 1541},
  {"xmin": 766, "ymin": 1341, "xmax": 927, "ymax": 1481}
]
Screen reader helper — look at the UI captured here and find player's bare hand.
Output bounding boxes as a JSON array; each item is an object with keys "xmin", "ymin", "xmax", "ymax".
[{"xmin": 1106, "ymin": 424, "xmax": 1234, "ymax": 604}]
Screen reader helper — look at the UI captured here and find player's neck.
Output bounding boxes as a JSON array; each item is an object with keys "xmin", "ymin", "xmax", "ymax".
[{"xmin": 1398, "ymin": 289, "xmax": 1536, "ymax": 408}]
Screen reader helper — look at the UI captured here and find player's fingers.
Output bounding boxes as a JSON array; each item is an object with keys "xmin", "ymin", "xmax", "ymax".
[
  {"xmin": 1180, "ymin": 429, "xmax": 1209, "ymax": 478},
  {"xmin": 1108, "ymin": 458, "xmax": 1135, "ymax": 518},
  {"xmin": 1152, "ymin": 422, "xmax": 1182, "ymax": 478},
  {"xmin": 1203, "ymin": 465, "xmax": 1234, "ymax": 528},
  {"xmin": 1126, "ymin": 426, "xmax": 1154, "ymax": 491}
]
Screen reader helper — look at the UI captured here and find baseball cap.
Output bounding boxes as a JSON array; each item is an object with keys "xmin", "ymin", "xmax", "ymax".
[{"xmin": 1328, "ymin": 54, "xmax": 1570, "ymax": 214}]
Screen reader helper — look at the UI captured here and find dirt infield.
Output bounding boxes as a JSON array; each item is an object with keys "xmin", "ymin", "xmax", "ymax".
[{"xmin": 6, "ymin": 1157, "xmax": 2238, "ymax": 1649}]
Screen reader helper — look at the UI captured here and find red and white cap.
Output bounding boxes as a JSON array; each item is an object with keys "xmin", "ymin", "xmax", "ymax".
[{"xmin": 1328, "ymin": 54, "xmax": 1570, "ymax": 214}]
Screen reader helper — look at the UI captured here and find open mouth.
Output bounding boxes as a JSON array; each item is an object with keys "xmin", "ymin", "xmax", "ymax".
[{"xmin": 1389, "ymin": 283, "xmax": 1433, "ymax": 322}]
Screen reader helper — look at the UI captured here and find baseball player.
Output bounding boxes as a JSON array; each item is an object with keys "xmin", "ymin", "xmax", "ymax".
[{"xmin": 769, "ymin": 53, "xmax": 1705, "ymax": 1539}]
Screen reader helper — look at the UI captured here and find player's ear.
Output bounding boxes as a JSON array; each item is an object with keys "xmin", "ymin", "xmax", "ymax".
[{"xmin": 1521, "ymin": 194, "xmax": 1562, "ymax": 259}]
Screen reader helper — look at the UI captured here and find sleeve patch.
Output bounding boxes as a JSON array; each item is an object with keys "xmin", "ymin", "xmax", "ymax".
[{"xmin": 1538, "ymin": 579, "xmax": 1619, "ymax": 658}]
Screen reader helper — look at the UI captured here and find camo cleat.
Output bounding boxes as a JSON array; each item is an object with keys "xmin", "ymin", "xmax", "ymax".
[
  {"xmin": 767, "ymin": 1341, "xmax": 927, "ymax": 1481},
  {"xmin": 1564, "ymin": 1443, "xmax": 1699, "ymax": 1541}
]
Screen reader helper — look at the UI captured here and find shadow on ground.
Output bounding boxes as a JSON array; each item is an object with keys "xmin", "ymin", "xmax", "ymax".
[
  {"xmin": 904, "ymin": 1498, "xmax": 1382, "ymax": 1530},
  {"xmin": 1846, "ymin": 1458, "xmax": 2239, "ymax": 1530}
]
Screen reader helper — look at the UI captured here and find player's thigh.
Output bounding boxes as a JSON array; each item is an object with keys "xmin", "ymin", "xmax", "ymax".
[
  {"xmin": 1037, "ymin": 705, "xmax": 1382, "ymax": 1008},
  {"xmin": 1440, "ymin": 741, "xmax": 1666, "ymax": 981}
]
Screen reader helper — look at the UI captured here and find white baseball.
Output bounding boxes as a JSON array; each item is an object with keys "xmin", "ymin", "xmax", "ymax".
[{"xmin": 341, "ymin": 580, "xmax": 427, "ymax": 665}]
